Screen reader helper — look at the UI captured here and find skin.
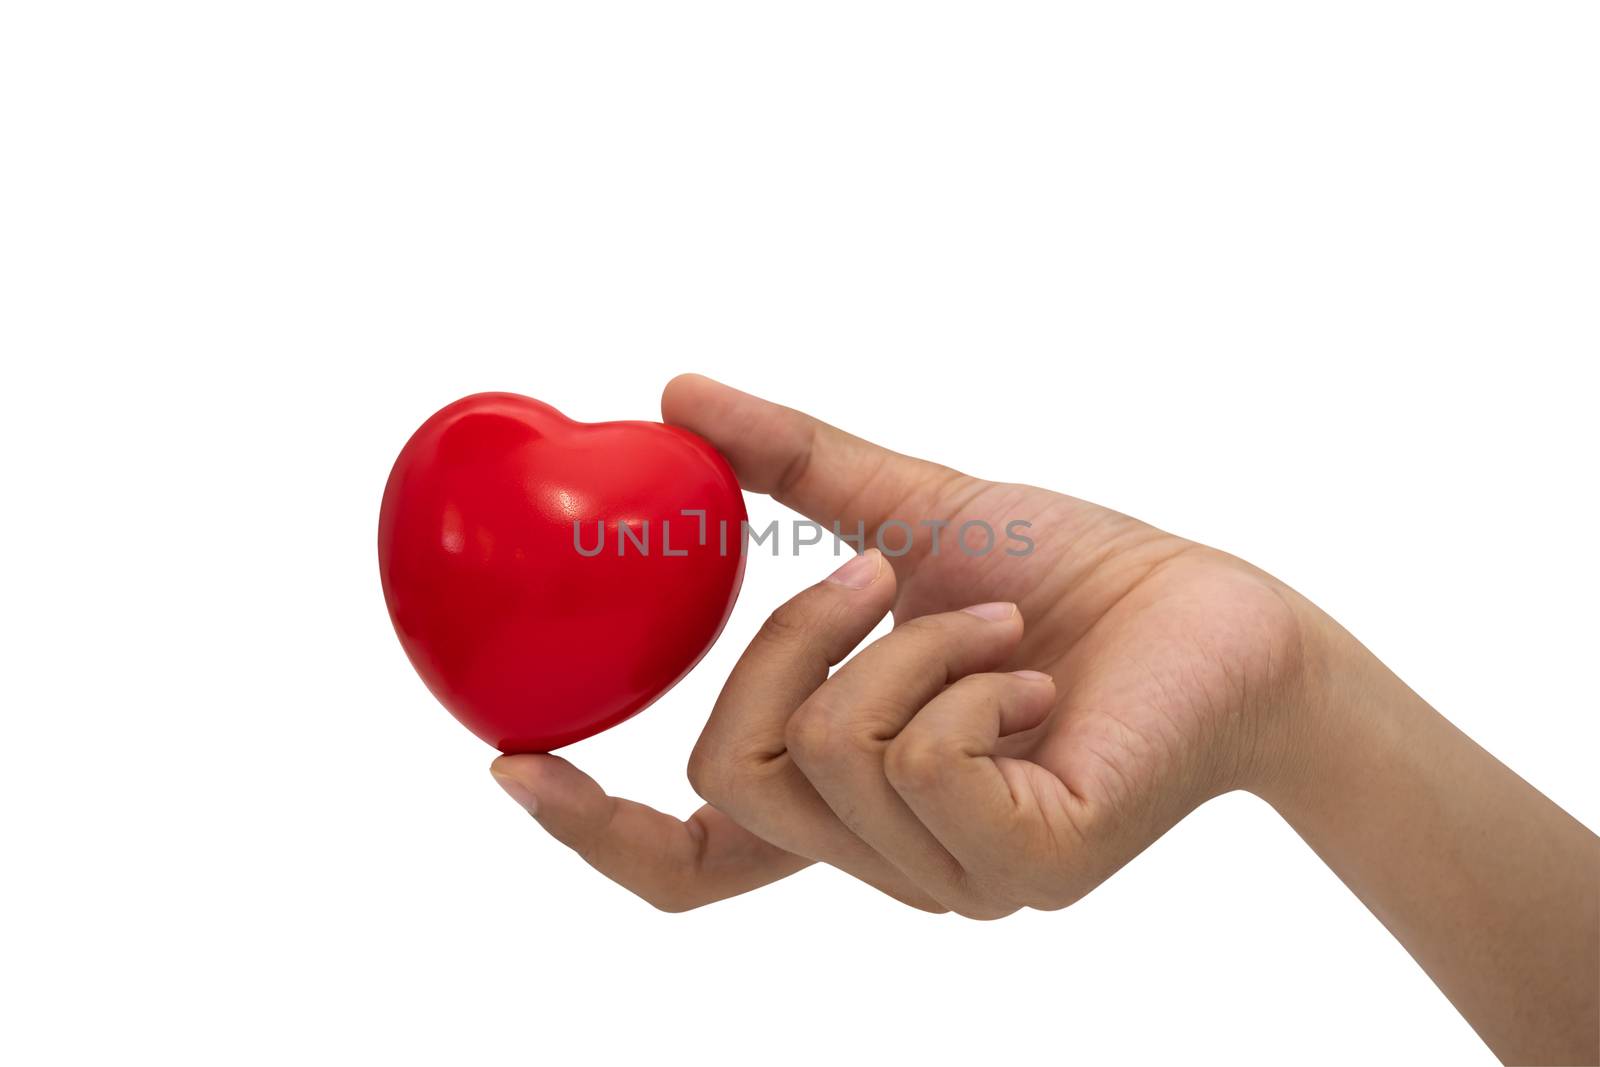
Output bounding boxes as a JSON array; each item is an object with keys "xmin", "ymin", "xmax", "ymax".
[{"xmin": 490, "ymin": 374, "xmax": 1599, "ymax": 1065}]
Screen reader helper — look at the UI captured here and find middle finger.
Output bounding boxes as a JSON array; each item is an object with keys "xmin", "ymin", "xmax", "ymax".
[{"xmin": 784, "ymin": 602, "xmax": 1026, "ymax": 913}]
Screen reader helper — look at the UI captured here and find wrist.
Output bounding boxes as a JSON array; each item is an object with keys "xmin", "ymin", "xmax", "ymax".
[
  {"xmin": 1238, "ymin": 592, "xmax": 1600, "ymax": 1065},
  {"xmin": 1243, "ymin": 591, "xmax": 1411, "ymax": 816}
]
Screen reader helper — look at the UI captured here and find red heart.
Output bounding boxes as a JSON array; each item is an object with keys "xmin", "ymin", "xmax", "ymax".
[{"xmin": 378, "ymin": 393, "xmax": 747, "ymax": 752}]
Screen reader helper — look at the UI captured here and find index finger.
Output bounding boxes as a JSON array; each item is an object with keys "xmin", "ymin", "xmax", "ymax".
[{"xmin": 661, "ymin": 373, "xmax": 969, "ymax": 536}]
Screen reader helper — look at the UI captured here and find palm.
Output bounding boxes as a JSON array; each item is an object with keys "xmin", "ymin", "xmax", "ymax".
[{"xmin": 893, "ymin": 476, "xmax": 1301, "ymax": 825}]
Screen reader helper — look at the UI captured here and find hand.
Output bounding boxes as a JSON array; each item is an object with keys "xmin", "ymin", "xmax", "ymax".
[
  {"xmin": 490, "ymin": 375, "xmax": 1599, "ymax": 1063},
  {"xmin": 492, "ymin": 373, "xmax": 1311, "ymax": 916}
]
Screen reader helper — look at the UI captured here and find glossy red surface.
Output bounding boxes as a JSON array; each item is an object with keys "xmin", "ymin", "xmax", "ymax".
[{"xmin": 378, "ymin": 393, "xmax": 747, "ymax": 752}]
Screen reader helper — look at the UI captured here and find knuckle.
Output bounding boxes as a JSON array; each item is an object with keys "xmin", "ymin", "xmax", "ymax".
[
  {"xmin": 786, "ymin": 696, "xmax": 884, "ymax": 769},
  {"xmin": 949, "ymin": 897, "xmax": 1019, "ymax": 922},
  {"xmin": 1024, "ymin": 894, "xmax": 1071, "ymax": 914},
  {"xmin": 944, "ymin": 868, "xmax": 1022, "ymax": 921},
  {"xmin": 686, "ymin": 739, "xmax": 780, "ymax": 811},
  {"xmin": 784, "ymin": 702, "xmax": 840, "ymax": 765},
  {"xmin": 1016, "ymin": 858, "xmax": 1096, "ymax": 913},
  {"xmin": 757, "ymin": 598, "xmax": 818, "ymax": 647},
  {"xmin": 1022, "ymin": 883, "xmax": 1089, "ymax": 913},
  {"xmin": 883, "ymin": 731, "xmax": 957, "ymax": 792},
  {"xmin": 684, "ymin": 744, "xmax": 723, "ymax": 803},
  {"xmin": 640, "ymin": 885, "xmax": 703, "ymax": 914}
]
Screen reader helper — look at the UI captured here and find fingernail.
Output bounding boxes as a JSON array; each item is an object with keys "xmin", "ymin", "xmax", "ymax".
[
  {"xmin": 827, "ymin": 548, "xmax": 881, "ymax": 589},
  {"xmin": 492, "ymin": 771, "xmax": 540, "ymax": 816},
  {"xmin": 962, "ymin": 601, "xmax": 1016, "ymax": 621},
  {"xmin": 1011, "ymin": 669, "xmax": 1053, "ymax": 682}
]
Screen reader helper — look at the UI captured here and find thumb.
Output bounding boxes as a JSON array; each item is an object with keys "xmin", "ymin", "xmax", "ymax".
[
  {"xmin": 489, "ymin": 754, "xmax": 809, "ymax": 910},
  {"xmin": 490, "ymin": 753, "xmax": 613, "ymax": 840},
  {"xmin": 661, "ymin": 374, "xmax": 968, "ymax": 535}
]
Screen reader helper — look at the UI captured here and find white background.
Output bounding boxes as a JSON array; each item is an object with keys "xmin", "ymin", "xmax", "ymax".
[{"xmin": 2, "ymin": 3, "xmax": 1595, "ymax": 1064}]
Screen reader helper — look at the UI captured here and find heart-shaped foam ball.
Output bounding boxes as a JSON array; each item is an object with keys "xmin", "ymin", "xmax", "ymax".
[{"xmin": 379, "ymin": 393, "xmax": 746, "ymax": 752}]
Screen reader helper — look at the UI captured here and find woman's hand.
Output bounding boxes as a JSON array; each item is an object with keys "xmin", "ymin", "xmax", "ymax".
[
  {"xmin": 491, "ymin": 373, "xmax": 1313, "ymax": 915},
  {"xmin": 491, "ymin": 374, "xmax": 1598, "ymax": 1063}
]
